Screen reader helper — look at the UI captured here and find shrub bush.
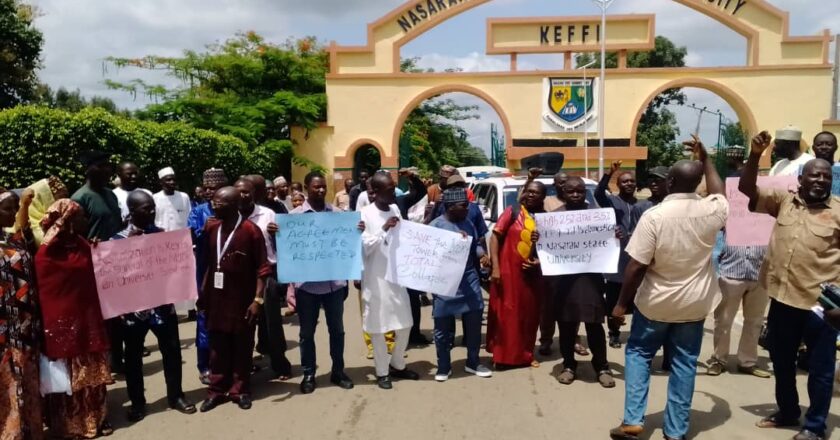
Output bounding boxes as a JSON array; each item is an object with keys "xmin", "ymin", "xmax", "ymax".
[{"xmin": 0, "ymin": 105, "xmax": 257, "ymax": 193}]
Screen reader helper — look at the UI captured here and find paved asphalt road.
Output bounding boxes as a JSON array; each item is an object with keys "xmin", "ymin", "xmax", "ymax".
[{"xmin": 103, "ymin": 289, "xmax": 840, "ymax": 440}]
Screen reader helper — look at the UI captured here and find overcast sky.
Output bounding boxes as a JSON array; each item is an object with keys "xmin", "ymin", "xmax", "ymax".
[{"xmin": 30, "ymin": 0, "xmax": 839, "ymax": 158}]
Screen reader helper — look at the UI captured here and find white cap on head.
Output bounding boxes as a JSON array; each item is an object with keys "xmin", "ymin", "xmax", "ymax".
[
  {"xmin": 158, "ymin": 167, "xmax": 175, "ymax": 179},
  {"xmin": 775, "ymin": 125, "xmax": 802, "ymax": 142},
  {"xmin": 274, "ymin": 176, "xmax": 287, "ymax": 186}
]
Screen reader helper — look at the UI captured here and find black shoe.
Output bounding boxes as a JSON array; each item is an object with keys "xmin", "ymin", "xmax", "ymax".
[
  {"xmin": 199, "ymin": 397, "xmax": 223, "ymax": 413},
  {"xmin": 420, "ymin": 294, "xmax": 432, "ymax": 306},
  {"xmin": 300, "ymin": 375, "xmax": 316, "ymax": 394},
  {"xmin": 111, "ymin": 363, "xmax": 126, "ymax": 376},
  {"xmin": 142, "ymin": 347, "xmax": 151, "ymax": 358},
  {"xmin": 538, "ymin": 343, "xmax": 552, "ymax": 356},
  {"xmin": 409, "ymin": 334, "xmax": 431, "ymax": 346},
  {"xmin": 187, "ymin": 310, "xmax": 197, "ymax": 321},
  {"xmin": 609, "ymin": 335, "xmax": 622, "ymax": 348},
  {"xmin": 390, "ymin": 367, "xmax": 420, "ymax": 381},
  {"xmin": 169, "ymin": 397, "xmax": 197, "ymax": 415},
  {"xmin": 126, "ymin": 405, "xmax": 146, "ymax": 423},
  {"xmin": 330, "ymin": 372, "xmax": 354, "ymax": 389},
  {"xmin": 376, "ymin": 375, "xmax": 393, "ymax": 390},
  {"xmin": 237, "ymin": 395, "xmax": 252, "ymax": 410}
]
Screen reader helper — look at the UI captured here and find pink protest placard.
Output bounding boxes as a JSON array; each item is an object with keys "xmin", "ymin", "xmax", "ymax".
[
  {"xmin": 91, "ymin": 229, "xmax": 197, "ymax": 319},
  {"xmin": 725, "ymin": 176, "xmax": 798, "ymax": 246}
]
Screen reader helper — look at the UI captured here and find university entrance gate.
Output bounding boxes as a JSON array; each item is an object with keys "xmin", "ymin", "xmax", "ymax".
[{"xmin": 291, "ymin": 0, "xmax": 838, "ymax": 188}]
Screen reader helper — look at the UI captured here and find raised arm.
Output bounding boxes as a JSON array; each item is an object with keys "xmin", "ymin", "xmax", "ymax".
[
  {"xmin": 684, "ymin": 134, "xmax": 724, "ymax": 196},
  {"xmin": 397, "ymin": 169, "xmax": 427, "ymax": 216},
  {"xmin": 595, "ymin": 161, "xmax": 621, "ymax": 208},
  {"xmin": 739, "ymin": 131, "xmax": 772, "ymax": 207}
]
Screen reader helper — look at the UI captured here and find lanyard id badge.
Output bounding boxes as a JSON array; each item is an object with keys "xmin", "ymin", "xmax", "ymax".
[{"xmin": 215, "ymin": 214, "xmax": 243, "ymax": 290}]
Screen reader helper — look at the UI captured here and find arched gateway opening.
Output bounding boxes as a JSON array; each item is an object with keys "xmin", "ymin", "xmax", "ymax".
[{"xmin": 393, "ymin": 85, "xmax": 510, "ymax": 176}]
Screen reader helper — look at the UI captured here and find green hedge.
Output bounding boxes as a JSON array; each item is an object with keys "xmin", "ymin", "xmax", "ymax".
[{"xmin": 0, "ymin": 105, "xmax": 258, "ymax": 193}]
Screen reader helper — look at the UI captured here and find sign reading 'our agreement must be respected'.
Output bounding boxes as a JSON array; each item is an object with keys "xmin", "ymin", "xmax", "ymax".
[
  {"xmin": 535, "ymin": 208, "xmax": 619, "ymax": 276},
  {"xmin": 385, "ymin": 221, "xmax": 471, "ymax": 297},
  {"xmin": 91, "ymin": 229, "xmax": 197, "ymax": 320},
  {"xmin": 276, "ymin": 212, "xmax": 363, "ymax": 284}
]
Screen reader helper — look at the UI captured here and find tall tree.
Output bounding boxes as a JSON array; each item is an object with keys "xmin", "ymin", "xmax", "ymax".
[
  {"xmin": 577, "ymin": 36, "xmax": 689, "ymax": 169},
  {"xmin": 106, "ymin": 32, "xmax": 327, "ymax": 177},
  {"xmin": 722, "ymin": 121, "xmax": 747, "ymax": 147},
  {"xmin": 401, "ymin": 98, "xmax": 488, "ymax": 174},
  {"xmin": 0, "ymin": 0, "xmax": 43, "ymax": 109},
  {"xmin": 35, "ymin": 85, "xmax": 130, "ymax": 116}
]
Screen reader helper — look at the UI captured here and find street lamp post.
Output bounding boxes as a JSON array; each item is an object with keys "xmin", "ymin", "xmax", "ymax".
[
  {"xmin": 578, "ymin": 60, "xmax": 596, "ymax": 177},
  {"xmin": 592, "ymin": 0, "xmax": 615, "ymax": 178}
]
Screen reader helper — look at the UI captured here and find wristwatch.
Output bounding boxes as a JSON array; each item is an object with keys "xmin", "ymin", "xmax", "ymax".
[{"xmin": 253, "ymin": 297, "xmax": 265, "ymax": 305}]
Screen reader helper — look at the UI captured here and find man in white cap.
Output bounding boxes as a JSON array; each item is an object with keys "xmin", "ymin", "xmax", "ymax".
[
  {"xmin": 769, "ymin": 125, "xmax": 813, "ymax": 176},
  {"xmin": 153, "ymin": 167, "xmax": 192, "ymax": 231},
  {"xmin": 273, "ymin": 176, "xmax": 293, "ymax": 212}
]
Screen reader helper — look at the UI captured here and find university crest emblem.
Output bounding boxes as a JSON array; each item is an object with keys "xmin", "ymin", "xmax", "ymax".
[{"xmin": 548, "ymin": 78, "xmax": 594, "ymax": 125}]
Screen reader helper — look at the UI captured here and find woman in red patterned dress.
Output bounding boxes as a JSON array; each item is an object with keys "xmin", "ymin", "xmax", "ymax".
[{"xmin": 487, "ymin": 181, "xmax": 547, "ymax": 369}]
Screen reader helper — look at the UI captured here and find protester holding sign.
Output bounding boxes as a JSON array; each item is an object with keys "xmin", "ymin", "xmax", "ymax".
[
  {"xmin": 741, "ymin": 132, "xmax": 840, "ymax": 440},
  {"xmin": 35, "ymin": 199, "xmax": 114, "ymax": 438},
  {"xmin": 112, "ymin": 191, "xmax": 196, "ymax": 422},
  {"xmin": 289, "ymin": 171, "xmax": 358, "ymax": 394},
  {"xmin": 428, "ymin": 188, "xmax": 492, "ymax": 381},
  {"xmin": 198, "ymin": 187, "xmax": 270, "ymax": 412},
  {"xmin": 361, "ymin": 172, "xmax": 422, "ymax": 389},
  {"xmin": 610, "ymin": 136, "xmax": 727, "ymax": 440},
  {"xmin": 708, "ymin": 152, "xmax": 771, "ymax": 380},
  {"xmin": 550, "ymin": 177, "xmax": 615, "ymax": 388},
  {"xmin": 487, "ymin": 180, "xmax": 546, "ymax": 369}
]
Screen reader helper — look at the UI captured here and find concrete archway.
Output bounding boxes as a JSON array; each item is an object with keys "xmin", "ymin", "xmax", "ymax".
[
  {"xmin": 390, "ymin": 84, "xmax": 513, "ymax": 169},
  {"xmin": 630, "ymin": 78, "xmax": 758, "ymax": 148}
]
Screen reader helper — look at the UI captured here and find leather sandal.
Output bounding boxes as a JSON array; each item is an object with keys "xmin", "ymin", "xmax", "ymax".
[
  {"xmin": 557, "ymin": 368, "xmax": 576, "ymax": 385},
  {"xmin": 598, "ymin": 370, "xmax": 616, "ymax": 388}
]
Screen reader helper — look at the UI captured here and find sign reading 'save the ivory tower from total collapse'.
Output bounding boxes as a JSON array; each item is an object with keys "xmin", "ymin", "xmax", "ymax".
[{"xmin": 290, "ymin": 0, "xmax": 836, "ymax": 187}]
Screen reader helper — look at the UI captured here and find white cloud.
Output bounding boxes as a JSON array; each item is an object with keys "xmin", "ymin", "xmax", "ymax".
[{"xmin": 409, "ymin": 51, "xmax": 527, "ymax": 72}]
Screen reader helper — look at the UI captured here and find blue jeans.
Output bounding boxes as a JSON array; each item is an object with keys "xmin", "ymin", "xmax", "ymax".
[
  {"xmin": 196, "ymin": 310, "xmax": 210, "ymax": 374},
  {"xmin": 433, "ymin": 309, "xmax": 482, "ymax": 374},
  {"xmin": 767, "ymin": 299, "xmax": 838, "ymax": 436},
  {"xmin": 297, "ymin": 287, "xmax": 346, "ymax": 376},
  {"xmin": 623, "ymin": 311, "xmax": 704, "ymax": 439}
]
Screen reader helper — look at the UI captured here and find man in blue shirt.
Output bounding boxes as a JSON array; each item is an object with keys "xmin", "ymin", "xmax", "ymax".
[
  {"xmin": 429, "ymin": 188, "xmax": 492, "ymax": 381},
  {"xmin": 187, "ymin": 168, "xmax": 228, "ymax": 385}
]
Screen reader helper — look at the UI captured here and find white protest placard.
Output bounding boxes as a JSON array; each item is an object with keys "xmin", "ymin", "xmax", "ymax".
[
  {"xmin": 385, "ymin": 221, "xmax": 471, "ymax": 297},
  {"xmin": 535, "ymin": 208, "xmax": 619, "ymax": 276}
]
